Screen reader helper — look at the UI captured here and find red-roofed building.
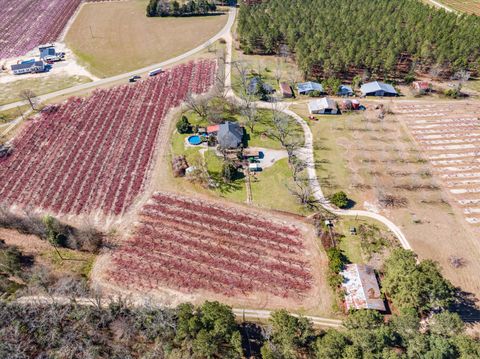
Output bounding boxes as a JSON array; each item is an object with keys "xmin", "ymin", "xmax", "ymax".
[
  {"xmin": 207, "ymin": 125, "xmax": 219, "ymax": 133},
  {"xmin": 412, "ymin": 81, "xmax": 431, "ymax": 94}
]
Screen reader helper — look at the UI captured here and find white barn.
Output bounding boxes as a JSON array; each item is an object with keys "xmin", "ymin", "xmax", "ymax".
[{"xmin": 308, "ymin": 98, "xmax": 338, "ymax": 115}]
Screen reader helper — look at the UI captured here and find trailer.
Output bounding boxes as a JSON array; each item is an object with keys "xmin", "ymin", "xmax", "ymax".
[{"xmin": 148, "ymin": 68, "xmax": 164, "ymax": 76}]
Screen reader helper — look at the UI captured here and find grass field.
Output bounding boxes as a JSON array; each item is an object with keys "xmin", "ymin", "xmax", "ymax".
[
  {"xmin": 0, "ymin": 75, "xmax": 91, "ymax": 106},
  {"xmin": 65, "ymin": 0, "xmax": 228, "ymax": 77}
]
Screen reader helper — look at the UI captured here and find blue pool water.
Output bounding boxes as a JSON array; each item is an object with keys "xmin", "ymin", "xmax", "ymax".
[{"xmin": 188, "ymin": 135, "xmax": 202, "ymax": 145}]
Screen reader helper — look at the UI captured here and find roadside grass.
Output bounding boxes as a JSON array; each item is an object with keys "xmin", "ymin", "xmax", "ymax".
[
  {"xmin": 0, "ymin": 105, "xmax": 31, "ymax": 124},
  {"xmin": 0, "ymin": 75, "xmax": 91, "ymax": 106},
  {"xmin": 65, "ymin": 0, "xmax": 228, "ymax": 77}
]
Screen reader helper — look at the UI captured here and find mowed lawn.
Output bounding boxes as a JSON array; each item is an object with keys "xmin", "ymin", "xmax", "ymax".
[{"xmin": 65, "ymin": 0, "xmax": 228, "ymax": 77}]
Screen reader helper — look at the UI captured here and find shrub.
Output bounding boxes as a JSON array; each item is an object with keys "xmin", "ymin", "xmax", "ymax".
[
  {"xmin": 329, "ymin": 191, "xmax": 349, "ymax": 208},
  {"xmin": 176, "ymin": 115, "xmax": 191, "ymax": 134},
  {"xmin": 444, "ymin": 87, "xmax": 461, "ymax": 99}
]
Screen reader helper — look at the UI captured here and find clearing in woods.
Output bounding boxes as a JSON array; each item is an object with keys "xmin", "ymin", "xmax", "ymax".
[{"xmin": 65, "ymin": 0, "xmax": 228, "ymax": 77}]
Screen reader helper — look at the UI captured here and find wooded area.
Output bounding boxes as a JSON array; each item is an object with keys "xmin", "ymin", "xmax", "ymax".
[
  {"xmin": 237, "ymin": 0, "xmax": 480, "ymax": 80},
  {"xmin": 147, "ymin": 0, "xmax": 217, "ymax": 17}
]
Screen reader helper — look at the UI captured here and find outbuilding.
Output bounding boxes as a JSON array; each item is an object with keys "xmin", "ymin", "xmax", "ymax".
[
  {"xmin": 308, "ymin": 98, "xmax": 338, "ymax": 115},
  {"xmin": 11, "ymin": 60, "xmax": 45, "ymax": 75},
  {"xmin": 341, "ymin": 264, "xmax": 386, "ymax": 311},
  {"xmin": 279, "ymin": 82, "xmax": 293, "ymax": 98},
  {"xmin": 412, "ymin": 81, "xmax": 431, "ymax": 94},
  {"xmin": 338, "ymin": 84, "xmax": 354, "ymax": 96},
  {"xmin": 297, "ymin": 81, "xmax": 323, "ymax": 95},
  {"xmin": 217, "ymin": 121, "xmax": 244, "ymax": 149},
  {"xmin": 360, "ymin": 81, "xmax": 398, "ymax": 97}
]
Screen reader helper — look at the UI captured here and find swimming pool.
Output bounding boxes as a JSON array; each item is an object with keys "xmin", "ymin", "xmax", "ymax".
[{"xmin": 187, "ymin": 135, "xmax": 202, "ymax": 145}]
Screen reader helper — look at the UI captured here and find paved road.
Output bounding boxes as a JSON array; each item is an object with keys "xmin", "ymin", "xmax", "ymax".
[
  {"xmin": 0, "ymin": 7, "xmax": 237, "ymax": 113},
  {"xmin": 222, "ymin": 25, "xmax": 412, "ymax": 250},
  {"xmin": 16, "ymin": 295, "xmax": 343, "ymax": 328}
]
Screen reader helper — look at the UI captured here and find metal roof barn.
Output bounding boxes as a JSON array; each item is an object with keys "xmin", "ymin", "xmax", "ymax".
[
  {"xmin": 341, "ymin": 264, "xmax": 386, "ymax": 311},
  {"xmin": 360, "ymin": 81, "xmax": 397, "ymax": 96},
  {"xmin": 297, "ymin": 81, "xmax": 323, "ymax": 94},
  {"xmin": 308, "ymin": 98, "xmax": 338, "ymax": 114}
]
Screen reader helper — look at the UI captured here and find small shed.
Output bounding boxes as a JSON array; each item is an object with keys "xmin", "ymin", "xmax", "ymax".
[
  {"xmin": 39, "ymin": 44, "xmax": 56, "ymax": 59},
  {"xmin": 360, "ymin": 81, "xmax": 398, "ymax": 97},
  {"xmin": 218, "ymin": 121, "xmax": 244, "ymax": 149},
  {"xmin": 297, "ymin": 81, "xmax": 323, "ymax": 95},
  {"xmin": 11, "ymin": 61, "xmax": 45, "ymax": 75},
  {"xmin": 341, "ymin": 264, "xmax": 386, "ymax": 311},
  {"xmin": 279, "ymin": 82, "xmax": 293, "ymax": 98},
  {"xmin": 338, "ymin": 85, "xmax": 354, "ymax": 96},
  {"xmin": 308, "ymin": 98, "xmax": 338, "ymax": 115},
  {"xmin": 412, "ymin": 81, "xmax": 431, "ymax": 93}
]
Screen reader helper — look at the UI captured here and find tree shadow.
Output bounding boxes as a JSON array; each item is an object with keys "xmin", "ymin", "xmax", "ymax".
[
  {"xmin": 239, "ymin": 322, "xmax": 265, "ymax": 358},
  {"xmin": 451, "ymin": 290, "xmax": 480, "ymax": 324},
  {"xmin": 209, "ymin": 172, "xmax": 244, "ymax": 194},
  {"xmin": 344, "ymin": 199, "xmax": 357, "ymax": 209}
]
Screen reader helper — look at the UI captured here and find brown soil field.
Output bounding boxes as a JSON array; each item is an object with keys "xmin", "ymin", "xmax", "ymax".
[{"xmin": 65, "ymin": 0, "xmax": 228, "ymax": 77}]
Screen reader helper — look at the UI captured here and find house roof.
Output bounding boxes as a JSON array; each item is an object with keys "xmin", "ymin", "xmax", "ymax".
[
  {"xmin": 308, "ymin": 97, "xmax": 337, "ymax": 112},
  {"xmin": 218, "ymin": 121, "xmax": 243, "ymax": 149},
  {"xmin": 360, "ymin": 81, "xmax": 397, "ymax": 95},
  {"xmin": 341, "ymin": 264, "xmax": 386, "ymax": 311},
  {"xmin": 11, "ymin": 61, "xmax": 44, "ymax": 71},
  {"xmin": 207, "ymin": 125, "xmax": 219, "ymax": 133},
  {"xmin": 297, "ymin": 81, "xmax": 323, "ymax": 93}
]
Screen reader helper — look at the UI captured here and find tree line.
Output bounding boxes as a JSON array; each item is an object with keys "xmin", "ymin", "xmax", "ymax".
[
  {"xmin": 147, "ymin": 0, "xmax": 217, "ymax": 17},
  {"xmin": 2, "ymin": 248, "xmax": 479, "ymax": 358},
  {"xmin": 237, "ymin": 0, "xmax": 480, "ymax": 80}
]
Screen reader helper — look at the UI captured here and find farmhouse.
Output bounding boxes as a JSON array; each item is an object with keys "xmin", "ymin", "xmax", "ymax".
[
  {"xmin": 308, "ymin": 98, "xmax": 338, "ymax": 115},
  {"xmin": 341, "ymin": 264, "xmax": 386, "ymax": 311},
  {"xmin": 280, "ymin": 82, "xmax": 293, "ymax": 98},
  {"xmin": 217, "ymin": 121, "xmax": 244, "ymax": 149},
  {"xmin": 11, "ymin": 60, "xmax": 45, "ymax": 75},
  {"xmin": 297, "ymin": 81, "xmax": 323, "ymax": 95},
  {"xmin": 361, "ymin": 81, "xmax": 398, "ymax": 97},
  {"xmin": 338, "ymin": 84, "xmax": 354, "ymax": 96}
]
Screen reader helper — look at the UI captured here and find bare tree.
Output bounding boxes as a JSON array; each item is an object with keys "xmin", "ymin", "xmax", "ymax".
[
  {"xmin": 19, "ymin": 89, "xmax": 38, "ymax": 111},
  {"xmin": 267, "ymin": 106, "xmax": 300, "ymax": 149},
  {"xmin": 184, "ymin": 93, "xmax": 210, "ymax": 119},
  {"xmin": 287, "ymin": 176, "xmax": 317, "ymax": 209},
  {"xmin": 240, "ymin": 101, "xmax": 260, "ymax": 133},
  {"xmin": 288, "ymin": 154, "xmax": 307, "ymax": 182},
  {"xmin": 274, "ymin": 58, "xmax": 282, "ymax": 84},
  {"xmin": 233, "ymin": 60, "xmax": 250, "ymax": 99}
]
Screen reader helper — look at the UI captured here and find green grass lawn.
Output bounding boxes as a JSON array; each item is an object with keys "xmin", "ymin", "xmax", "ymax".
[
  {"xmin": 0, "ymin": 75, "xmax": 92, "ymax": 106},
  {"xmin": 250, "ymin": 158, "xmax": 307, "ymax": 215}
]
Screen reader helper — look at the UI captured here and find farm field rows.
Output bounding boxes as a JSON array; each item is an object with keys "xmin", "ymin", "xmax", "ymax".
[
  {"xmin": 395, "ymin": 102, "xmax": 480, "ymax": 226},
  {"xmin": 105, "ymin": 192, "xmax": 331, "ymax": 312},
  {"xmin": 0, "ymin": 60, "xmax": 216, "ymax": 217},
  {"xmin": 0, "ymin": 0, "xmax": 82, "ymax": 59}
]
